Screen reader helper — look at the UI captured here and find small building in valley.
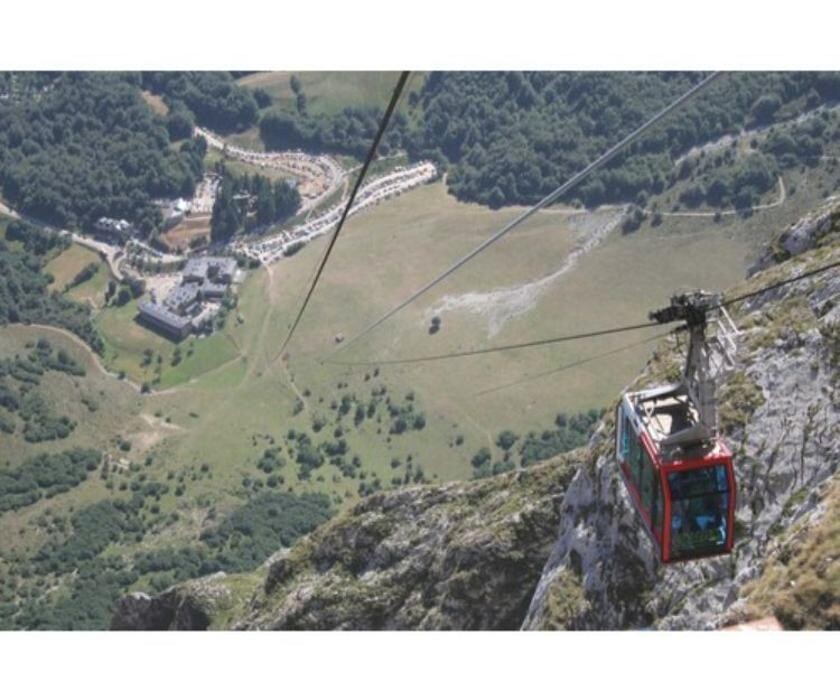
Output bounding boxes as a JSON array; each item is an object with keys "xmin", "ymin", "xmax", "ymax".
[{"xmin": 95, "ymin": 217, "xmax": 137, "ymax": 242}]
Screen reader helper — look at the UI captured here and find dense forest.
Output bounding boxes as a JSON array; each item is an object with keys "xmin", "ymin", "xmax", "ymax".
[
  {"xmin": 260, "ymin": 106, "xmax": 406, "ymax": 160},
  {"xmin": 140, "ymin": 72, "xmax": 260, "ymax": 134},
  {"xmin": 0, "ymin": 220, "xmax": 104, "ymax": 352},
  {"xmin": 0, "ymin": 72, "xmax": 205, "ymax": 233},
  {"xmin": 401, "ymin": 71, "xmax": 840, "ymax": 209},
  {"xmin": 5, "ymin": 71, "xmax": 835, "ymax": 239},
  {"xmin": 255, "ymin": 72, "xmax": 840, "ymax": 210}
]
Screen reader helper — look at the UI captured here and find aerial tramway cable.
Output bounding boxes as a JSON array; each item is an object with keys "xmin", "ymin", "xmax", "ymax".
[
  {"xmin": 278, "ymin": 71, "xmax": 410, "ymax": 354},
  {"xmin": 326, "ymin": 255, "xmax": 840, "ymax": 368},
  {"xmin": 330, "ymin": 71, "xmax": 723, "ymax": 357},
  {"xmin": 473, "ymin": 330, "xmax": 675, "ymax": 397},
  {"xmin": 717, "ymin": 258, "xmax": 840, "ymax": 307},
  {"xmin": 326, "ymin": 320, "xmax": 666, "ymax": 366}
]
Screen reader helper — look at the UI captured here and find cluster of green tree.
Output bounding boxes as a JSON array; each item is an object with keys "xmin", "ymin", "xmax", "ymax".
[
  {"xmin": 759, "ymin": 112, "xmax": 838, "ymax": 169},
  {"xmin": 128, "ymin": 489, "xmax": 333, "ymax": 591},
  {"xmin": 678, "ymin": 152, "xmax": 779, "ymax": 211},
  {"xmin": 276, "ymin": 382, "xmax": 433, "ymax": 487},
  {"xmin": 7, "ymin": 491, "xmax": 156, "ymax": 629},
  {"xmin": 4, "ymin": 218, "xmax": 66, "ymax": 255},
  {"xmin": 198, "ymin": 492, "xmax": 333, "ymax": 572},
  {"xmin": 289, "ymin": 75, "xmax": 307, "ymax": 115},
  {"xmin": 25, "ymin": 555, "xmax": 137, "ymax": 630},
  {"xmin": 518, "ymin": 410, "xmax": 602, "ymax": 466},
  {"xmin": 32, "ymin": 498, "xmax": 146, "ymax": 575},
  {"xmin": 108, "ymin": 275, "xmax": 146, "ymax": 308},
  {"xmin": 283, "ymin": 240, "xmax": 306, "ymax": 256},
  {"xmin": 18, "ymin": 390, "xmax": 75, "ymax": 442},
  {"xmin": 17, "ymin": 337, "xmax": 85, "ymax": 376},
  {"xmin": 0, "ymin": 338, "xmax": 88, "ymax": 441},
  {"xmin": 471, "ymin": 409, "xmax": 602, "ymax": 478},
  {"xmin": 0, "ymin": 72, "xmax": 205, "ymax": 232},
  {"xmin": 386, "ymin": 393, "xmax": 427, "ymax": 434},
  {"xmin": 141, "ymin": 72, "xmax": 259, "ymax": 134},
  {"xmin": 63, "ymin": 261, "xmax": 99, "ymax": 292},
  {"xmin": 0, "ymin": 448, "xmax": 100, "ymax": 514},
  {"xmin": 288, "ymin": 431, "xmax": 325, "ymax": 480},
  {"xmin": 259, "ymin": 106, "xmax": 406, "ymax": 159},
  {"xmin": 257, "ymin": 447, "xmax": 286, "ymax": 474},
  {"xmin": 210, "ymin": 165, "xmax": 301, "ymax": 241},
  {"xmin": 0, "ymin": 229, "xmax": 103, "ymax": 351},
  {"xmin": 1, "ymin": 456, "xmax": 267, "ymax": 629}
]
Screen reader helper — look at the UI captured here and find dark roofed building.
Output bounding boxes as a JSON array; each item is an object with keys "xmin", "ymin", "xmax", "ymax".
[
  {"xmin": 207, "ymin": 257, "xmax": 237, "ymax": 284},
  {"xmin": 200, "ymin": 281, "xmax": 227, "ymax": 299},
  {"xmin": 138, "ymin": 301, "xmax": 192, "ymax": 340},
  {"xmin": 182, "ymin": 257, "xmax": 208, "ymax": 283},
  {"xmin": 183, "ymin": 256, "xmax": 238, "ymax": 284},
  {"xmin": 164, "ymin": 282, "xmax": 201, "ymax": 313}
]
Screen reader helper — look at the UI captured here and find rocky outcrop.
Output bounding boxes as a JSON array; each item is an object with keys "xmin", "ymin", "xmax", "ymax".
[
  {"xmin": 750, "ymin": 199, "xmax": 840, "ymax": 274},
  {"xmin": 111, "ymin": 571, "xmax": 261, "ymax": 631},
  {"xmin": 111, "ymin": 590, "xmax": 211, "ymax": 631}
]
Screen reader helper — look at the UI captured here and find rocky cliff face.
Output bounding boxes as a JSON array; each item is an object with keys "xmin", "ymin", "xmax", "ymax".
[
  {"xmin": 524, "ymin": 209, "xmax": 840, "ymax": 630},
  {"xmin": 112, "ymin": 205, "xmax": 840, "ymax": 631}
]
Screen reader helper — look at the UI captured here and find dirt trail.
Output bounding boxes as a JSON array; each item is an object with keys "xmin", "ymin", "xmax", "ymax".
[
  {"xmin": 0, "ymin": 199, "xmax": 19, "ymax": 219},
  {"xmin": 282, "ymin": 363, "xmax": 310, "ymax": 414},
  {"xmin": 130, "ymin": 413, "xmax": 185, "ymax": 452},
  {"xmin": 651, "ymin": 176, "xmax": 786, "ymax": 219},
  {"xmin": 246, "ymin": 264, "xmax": 279, "ymax": 379}
]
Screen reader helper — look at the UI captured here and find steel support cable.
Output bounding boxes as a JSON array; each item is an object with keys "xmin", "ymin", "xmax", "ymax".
[
  {"xmin": 325, "ymin": 320, "xmax": 666, "ymax": 366},
  {"xmin": 278, "ymin": 71, "xmax": 410, "ymax": 354},
  {"xmin": 330, "ymin": 71, "xmax": 723, "ymax": 357},
  {"xmin": 473, "ymin": 329, "xmax": 675, "ymax": 397},
  {"xmin": 325, "ymin": 256, "xmax": 840, "ymax": 368},
  {"xmin": 718, "ymin": 257, "xmax": 840, "ymax": 308}
]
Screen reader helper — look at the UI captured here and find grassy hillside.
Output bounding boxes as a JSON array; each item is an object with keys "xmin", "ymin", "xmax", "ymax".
[
  {"xmin": 238, "ymin": 71, "xmax": 401, "ymax": 117},
  {"xmin": 44, "ymin": 243, "xmax": 113, "ymax": 309},
  {"xmin": 0, "ymin": 325, "xmax": 145, "ymax": 463},
  {"xmin": 93, "ymin": 144, "xmax": 836, "ymax": 495}
]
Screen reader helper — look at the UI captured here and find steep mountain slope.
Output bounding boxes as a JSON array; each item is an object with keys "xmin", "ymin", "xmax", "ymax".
[
  {"xmin": 112, "ymin": 202, "xmax": 840, "ymax": 631},
  {"xmin": 524, "ymin": 204, "xmax": 839, "ymax": 630}
]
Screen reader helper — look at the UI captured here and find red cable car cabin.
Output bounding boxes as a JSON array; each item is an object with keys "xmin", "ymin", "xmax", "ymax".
[{"xmin": 615, "ymin": 386, "xmax": 736, "ymax": 563}]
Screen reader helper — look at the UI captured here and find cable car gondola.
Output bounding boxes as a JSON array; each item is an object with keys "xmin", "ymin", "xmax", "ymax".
[{"xmin": 615, "ymin": 291, "xmax": 738, "ymax": 563}]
